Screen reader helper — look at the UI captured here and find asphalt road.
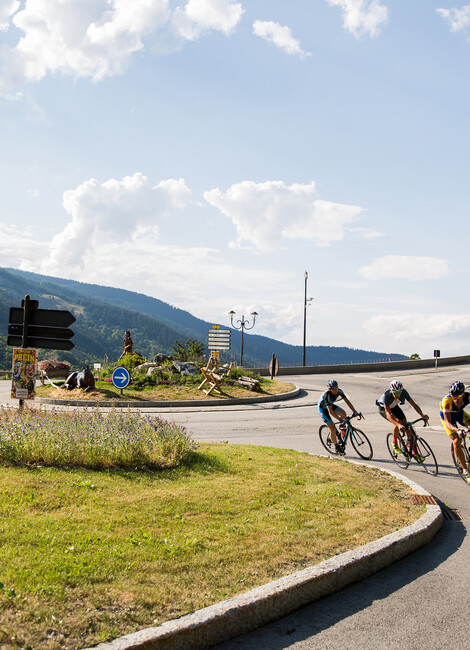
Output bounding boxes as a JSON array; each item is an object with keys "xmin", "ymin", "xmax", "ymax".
[
  {"xmin": 1, "ymin": 365, "xmax": 469, "ymax": 649},
  {"xmin": 163, "ymin": 366, "xmax": 470, "ymax": 650}
]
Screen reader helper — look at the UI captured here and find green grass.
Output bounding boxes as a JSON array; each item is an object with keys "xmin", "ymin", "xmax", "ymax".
[{"xmin": 0, "ymin": 443, "xmax": 424, "ymax": 649}]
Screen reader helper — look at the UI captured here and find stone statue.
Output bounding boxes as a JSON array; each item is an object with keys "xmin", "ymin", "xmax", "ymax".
[{"xmin": 122, "ymin": 330, "xmax": 133, "ymax": 357}]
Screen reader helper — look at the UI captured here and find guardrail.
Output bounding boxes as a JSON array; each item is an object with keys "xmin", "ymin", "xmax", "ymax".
[{"xmin": 250, "ymin": 354, "xmax": 470, "ymax": 376}]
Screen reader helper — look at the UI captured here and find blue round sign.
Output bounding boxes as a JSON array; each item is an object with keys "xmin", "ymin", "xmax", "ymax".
[{"xmin": 112, "ymin": 366, "xmax": 130, "ymax": 389}]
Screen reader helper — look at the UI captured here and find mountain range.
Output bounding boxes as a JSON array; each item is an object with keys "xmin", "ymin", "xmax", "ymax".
[{"xmin": 0, "ymin": 267, "xmax": 407, "ymax": 369}]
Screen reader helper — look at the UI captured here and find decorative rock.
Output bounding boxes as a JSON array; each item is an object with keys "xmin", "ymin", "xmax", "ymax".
[
  {"xmin": 172, "ymin": 361, "xmax": 198, "ymax": 376},
  {"xmin": 154, "ymin": 353, "xmax": 172, "ymax": 364}
]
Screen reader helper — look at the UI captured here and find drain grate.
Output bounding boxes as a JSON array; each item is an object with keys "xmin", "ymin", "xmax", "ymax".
[
  {"xmin": 410, "ymin": 494, "xmax": 437, "ymax": 505},
  {"xmin": 410, "ymin": 494, "xmax": 462, "ymax": 520},
  {"xmin": 441, "ymin": 507, "xmax": 462, "ymax": 521}
]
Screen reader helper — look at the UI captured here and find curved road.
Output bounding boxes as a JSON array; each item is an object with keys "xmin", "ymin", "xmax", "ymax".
[
  {"xmin": 1, "ymin": 366, "xmax": 468, "ymax": 648},
  {"xmin": 169, "ymin": 366, "xmax": 470, "ymax": 650}
]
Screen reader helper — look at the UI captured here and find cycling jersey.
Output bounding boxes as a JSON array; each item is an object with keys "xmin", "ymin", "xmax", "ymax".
[
  {"xmin": 319, "ymin": 388, "xmax": 345, "ymax": 410},
  {"xmin": 439, "ymin": 393, "xmax": 470, "ymax": 424},
  {"xmin": 440, "ymin": 393, "xmax": 470, "ymax": 435},
  {"xmin": 376, "ymin": 388, "xmax": 412, "ymax": 410}
]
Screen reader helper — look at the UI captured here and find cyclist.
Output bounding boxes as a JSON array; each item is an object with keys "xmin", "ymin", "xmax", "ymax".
[
  {"xmin": 439, "ymin": 381, "xmax": 470, "ymax": 484},
  {"xmin": 318, "ymin": 379, "xmax": 359, "ymax": 454},
  {"xmin": 376, "ymin": 380, "xmax": 429, "ymax": 457}
]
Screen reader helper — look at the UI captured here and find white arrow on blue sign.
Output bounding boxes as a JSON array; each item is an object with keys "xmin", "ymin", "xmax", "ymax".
[{"xmin": 112, "ymin": 367, "xmax": 130, "ymax": 389}]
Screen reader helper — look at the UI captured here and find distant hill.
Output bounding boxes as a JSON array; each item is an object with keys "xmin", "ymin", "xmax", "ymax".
[{"xmin": 0, "ymin": 267, "xmax": 407, "ymax": 369}]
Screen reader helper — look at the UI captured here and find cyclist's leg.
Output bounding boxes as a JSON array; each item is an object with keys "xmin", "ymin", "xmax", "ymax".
[
  {"xmin": 441, "ymin": 416, "xmax": 468, "ymax": 471},
  {"xmin": 319, "ymin": 406, "xmax": 337, "ymax": 444},
  {"xmin": 334, "ymin": 406, "xmax": 347, "ymax": 420},
  {"xmin": 380, "ymin": 405, "xmax": 406, "ymax": 445}
]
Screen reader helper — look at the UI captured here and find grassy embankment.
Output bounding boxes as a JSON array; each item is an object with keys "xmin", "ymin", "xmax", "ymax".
[{"xmin": 0, "ymin": 409, "xmax": 424, "ymax": 649}]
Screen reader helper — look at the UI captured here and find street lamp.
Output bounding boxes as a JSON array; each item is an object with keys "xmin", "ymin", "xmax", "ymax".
[
  {"xmin": 229, "ymin": 310, "xmax": 258, "ymax": 367},
  {"xmin": 303, "ymin": 271, "xmax": 314, "ymax": 366}
]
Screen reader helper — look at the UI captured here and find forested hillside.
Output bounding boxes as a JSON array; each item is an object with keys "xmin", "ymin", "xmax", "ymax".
[{"xmin": 0, "ymin": 268, "xmax": 407, "ymax": 369}]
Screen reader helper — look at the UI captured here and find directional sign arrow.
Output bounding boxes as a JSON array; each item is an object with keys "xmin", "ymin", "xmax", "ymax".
[
  {"xmin": 7, "ymin": 335, "xmax": 75, "ymax": 351},
  {"xmin": 112, "ymin": 367, "xmax": 130, "ymax": 389},
  {"xmin": 8, "ymin": 324, "xmax": 74, "ymax": 339},
  {"xmin": 9, "ymin": 307, "xmax": 76, "ymax": 328}
]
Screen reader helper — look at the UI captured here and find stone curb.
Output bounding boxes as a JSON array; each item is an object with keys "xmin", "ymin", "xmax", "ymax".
[
  {"xmin": 36, "ymin": 387, "xmax": 300, "ymax": 409},
  {"xmin": 87, "ymin": 465, "xmax": 443, "ymax": 650}
]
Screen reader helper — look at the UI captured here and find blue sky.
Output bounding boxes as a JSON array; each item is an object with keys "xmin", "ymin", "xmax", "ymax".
[{"xmin": 0, "ymin": 0, "xmax": 469, "ymax": 359}]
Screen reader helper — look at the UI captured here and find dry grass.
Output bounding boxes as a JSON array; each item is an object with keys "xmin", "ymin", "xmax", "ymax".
[
  {"xmin": 36, "ymin": 378, "xmax": 296, "ymax": 402},
  {"xmin": 0, "ymin": 443, "xmax": 424, "ymax": 649}
]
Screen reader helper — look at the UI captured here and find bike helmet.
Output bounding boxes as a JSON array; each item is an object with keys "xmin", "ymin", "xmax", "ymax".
[
  {"xmin": 326, "ymin": 379, "xmax": 338, "ymax": 389},
  {"xmin": 389, "ymin": 379, "xmax": 403, "ymax": 392},
  {"xmin": 450, "ymin": 381, "xmax": 465, "ymax": 396}
]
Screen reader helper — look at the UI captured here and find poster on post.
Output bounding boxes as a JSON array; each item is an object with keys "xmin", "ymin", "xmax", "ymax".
[{"xmin": 11, "ymin": 348, "xmax": 38, "ymax": 400}]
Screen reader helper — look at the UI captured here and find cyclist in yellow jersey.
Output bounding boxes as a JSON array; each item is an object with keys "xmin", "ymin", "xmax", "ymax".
[{"xmin": 440, "ymin": 381, "xmax": 470, "ymax": 484}]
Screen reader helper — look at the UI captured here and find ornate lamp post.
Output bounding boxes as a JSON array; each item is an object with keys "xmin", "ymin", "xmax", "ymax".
[
  {"xmin": 229, "ymin": 310, "xmax": 258, "ymax": 367},
  {"xmin": 303, "ymin": 271, "xmax": 314, "ymax": 366}
]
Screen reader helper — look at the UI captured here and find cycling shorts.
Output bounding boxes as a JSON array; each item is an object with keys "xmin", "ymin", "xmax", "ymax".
[
  {"xmin": 319, "ymin": 403, "xmax": 341, "ymax": 425},
  {"xmin": 378, "ymin": 404, "xmax": 406, "ymax": 422},
  {"xmin": 440, "ymin": 410, "xmax": 470, "ymax": 437}
]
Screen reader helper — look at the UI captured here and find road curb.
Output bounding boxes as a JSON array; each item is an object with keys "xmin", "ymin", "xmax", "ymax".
[
  {"xmin": 87, "ymin": 465, "xmax": 443, "ymax": 650},
  {"xmin": 36, "ymin": 387, "xmax": 300, "ymax": 408}
]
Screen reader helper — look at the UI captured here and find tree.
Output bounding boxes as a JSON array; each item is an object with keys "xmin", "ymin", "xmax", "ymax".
[
  {"xmin": 410, "ymin": 353, "xmax": 421, "ymax": 360},
  {"xmin": 172, "ymin": 338, "xmax": 205, "ymax": 362}
]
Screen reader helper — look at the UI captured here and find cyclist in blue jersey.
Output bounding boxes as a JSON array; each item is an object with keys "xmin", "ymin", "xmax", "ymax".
[
  {"xmin": 376, "ymin": 379, "xmax": 429, "ymax": 455},
  {"xmin": 318, "ymin": 379, "xmax": 359, "ymax": 453}
]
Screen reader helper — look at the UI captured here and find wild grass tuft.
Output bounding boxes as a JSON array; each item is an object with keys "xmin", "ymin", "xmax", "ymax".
[{"xmin": 0, "ymin": 408, "xmax": 197, "ymax": 470}]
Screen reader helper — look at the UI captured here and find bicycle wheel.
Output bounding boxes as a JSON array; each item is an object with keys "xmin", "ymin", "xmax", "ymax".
[
  {"xmin": 386, "ymin": 433, "xmax": 409, "ymax": 469},
  {"xmin": 414, "ymin": 437, "xmax": 438, "ymax": 476},
  {"xmin": 450, "ymin": 441, "xmax": 470, "ymax": 483},
  {"xmin": 349, "ymin": 427, "xmax": 373, "ymax": 460},
  {"xmin": 319, "ymin": 425, "xmax": 338, "ymax": 455}
]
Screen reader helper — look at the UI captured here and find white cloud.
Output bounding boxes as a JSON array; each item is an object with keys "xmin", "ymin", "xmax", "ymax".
[
  {"xmin": 0, "ymin": 0, "xmax": 170, "ymax": 89},
  {"xmin": 365, "ymin": 313, "xmax": 470, "ymax": 341},
  {"xmin": 0, "ymin": 0, "xmax": 244, "ymax": 91},
  {"xmin": 48, "ymin": 173, "xmax": 191, "ymax": 269},
  {"xmin": 171, "ymin": 0, "xmax": 244, "ymax": 41},
  {"xmin": 326, "ymin": 0, "xmax": 388, "ymax": 38},
  {"xmin": 252, "ymin": 20, "xmax": 311, "ymax": 58},
  {"xmin": 0, "ymin": 0, "xmax": 19, "ymax": 31},
  {"xmin": 437, "ymin": 5, "xmax": 470, "ymax": 32},
  {"xmin": 359, "ymin": 255, "xmax": 450, "ymax": 281},
  {"xmin": 204, "ymin": 180, "xmax": 362, "ymax": 250}
]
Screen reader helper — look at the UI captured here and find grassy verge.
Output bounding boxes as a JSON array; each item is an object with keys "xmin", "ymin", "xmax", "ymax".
[
  {"xmin": 35, "ymin": 378, "xmax": 296, "ymax": 401},
  {"xmin": 0, "ymin": 443, "xmax": 424, "ymax": 649}
]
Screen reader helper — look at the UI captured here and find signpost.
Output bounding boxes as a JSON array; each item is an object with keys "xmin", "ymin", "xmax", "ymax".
[
  {"xmin": 112, "ymin": 367, "xmax": 130, "ymax": 397},
  {"xmin": 6, "ymin": 295, "xmax": 76, "ymax": 407},
  {"xmin": 8, "ymin": 295, "xmax": 76, "ymax": 351},
  {"xmin": 208, "ymin": 326, "xmax": 231, "ymax": 351},
  {"xmin": 434, "ymin": 349, "xmax": 440, "ymax": 370}
]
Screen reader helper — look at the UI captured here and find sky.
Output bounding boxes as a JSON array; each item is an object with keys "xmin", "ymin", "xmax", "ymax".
[{"xmin": 0, "ymin": 0, "xmax": 469, "ymax": 360}]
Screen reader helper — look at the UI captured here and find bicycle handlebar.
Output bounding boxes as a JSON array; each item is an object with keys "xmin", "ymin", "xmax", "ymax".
[
  {"xmin": 406, "ymin": 417, "xmax": 429, "ymax": 428},
  {"xmin": 341, "ymin": 412, "xmax": 364, "ymax": 423}
]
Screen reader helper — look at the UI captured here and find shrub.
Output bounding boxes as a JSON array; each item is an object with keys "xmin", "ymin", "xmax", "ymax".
[
  {"xmin": 0, "ymin": 408, "xmax": 197, "ymax": 470},
  {"xmin": 117, "ymin": 353, "xmax": 147, "ymax": 371}
]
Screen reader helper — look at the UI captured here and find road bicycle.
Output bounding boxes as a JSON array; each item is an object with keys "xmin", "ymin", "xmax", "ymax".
[
  {"xmin": 450, "ymin": 429, "xmax": 470, "ymax": 484},
  {"xmin": 386, "ymin": 417, "xmax": 438, "ymax": 476},
  {"xmin": 319, "ymin": 413, "xmax": 373, "ymax": 460}
]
